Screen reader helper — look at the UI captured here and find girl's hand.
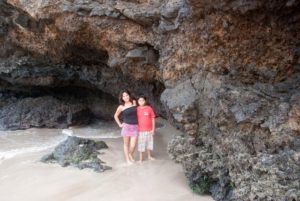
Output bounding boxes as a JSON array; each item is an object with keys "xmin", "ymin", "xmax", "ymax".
[
  {"xmin": 119, "ymin": 123, "xmax": 124, "ymax": 128},
  {"xmin": 151, "ymin": 130, "xmax": 155, "ymax": 135}
]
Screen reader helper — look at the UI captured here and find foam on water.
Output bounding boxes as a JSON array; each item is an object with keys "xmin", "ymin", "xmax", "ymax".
[
  {"xmin": 0, "ymin": 138, "xmax": 68, "ymax": 162},
  {"xmin": 69, "ymin": 121, "xmax": 121, "ymax": 139},
  {"xmin": 71, "ymin": 129, "xmax": 121, "ymax": 139},
  {"xmin": 0, "ymin": 139, "xmax": 63, "ymax": 161},
  {"xmin": 62, "ymin": 129, "xmax": 73, "ymax": 136},
  {"xmin": 61, "ymin": 128, "xmax": 120, "ymax": 139},
  {"xmin": 0, "ymin": 128, "xmax": 66, "ymax": 163},
  {"xmin": 0, "ymin": 121, "xmax": 122, "ymax": 163}
]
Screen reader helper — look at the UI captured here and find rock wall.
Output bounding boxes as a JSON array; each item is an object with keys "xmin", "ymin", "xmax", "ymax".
[
  {"xmin": 165, "ymin": 1, "xmax": 300, "ymax": 200},
  {"xmin": 1, "ymin": 0, "xmax": 300, "ymax": 200}
]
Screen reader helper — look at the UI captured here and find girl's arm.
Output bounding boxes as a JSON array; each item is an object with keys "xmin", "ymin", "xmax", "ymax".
[{"xmin": 114, "ymin": 105, "xmax": 123, "ymax": 128}]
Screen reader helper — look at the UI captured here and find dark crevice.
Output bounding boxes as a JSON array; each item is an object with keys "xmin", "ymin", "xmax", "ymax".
[
  {"xmin": 63, "ymin": 44, "xmax": 109, "ymax": 66},
  {"xmin": 0, "ymin": 81, "xmax": 119, "ymax": 130}
]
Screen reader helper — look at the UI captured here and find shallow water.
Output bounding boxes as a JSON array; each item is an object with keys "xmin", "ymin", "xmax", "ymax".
[
  {"xmin": 0, "ymin": 118, "xmax": 214, "ymax": 201},
  {"xmin": 69, "ymin": 121, "xmax": 121, "ymax": 139},
  {"xmin": 0, "ymin": 121, "xmax": 121, "ymax": 163},
  {"xmin": 0, "ymin": 128, "xmax": 65, "ymax": 162},
  {"xmin": 0, "ymin": 120, "xmax": 166, "ymax": 164}
]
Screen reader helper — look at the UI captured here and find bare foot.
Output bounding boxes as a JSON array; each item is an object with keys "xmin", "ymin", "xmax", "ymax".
[
  {"xmin": 126, "ymin": 160, "xmax": 133, "ymax": 165},
  {"xmin": 129, "ymin": 154, "xmax": 135, "ymax": 162},
  {"xmin": 148, "ymin": 156, "xmax": 155, "ymax": 161}
]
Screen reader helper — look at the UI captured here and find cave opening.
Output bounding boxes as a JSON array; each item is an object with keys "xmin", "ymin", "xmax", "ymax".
[
  {"xmin": 0, "ymin": 43, "xmax": 166, "ymax": 130},
  {"xmin": 0, "ymin": 83, "xmax": 119, "ymax": 130}
]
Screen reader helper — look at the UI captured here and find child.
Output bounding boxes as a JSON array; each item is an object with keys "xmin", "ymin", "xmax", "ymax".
[
  {"xmin": 137, "ymin": 95, "xmax": 156, "ymax": 162},
  {"xmin": 114, "ymin": 90, "xmax": 138, "ymax": 164}
]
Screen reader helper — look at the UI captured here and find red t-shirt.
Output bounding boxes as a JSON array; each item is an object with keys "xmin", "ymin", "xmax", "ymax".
[{"xmin": 137, "ymin": 106, "xmax": 155, "ymax": 132}]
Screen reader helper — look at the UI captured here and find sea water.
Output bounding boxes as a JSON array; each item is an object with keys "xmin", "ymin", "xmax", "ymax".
[{"xmin": 0, "ymin": 121, "xmax": 121, "ymax": 163}]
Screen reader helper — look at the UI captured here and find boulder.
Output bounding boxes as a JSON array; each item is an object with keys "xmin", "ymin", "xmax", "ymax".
[{"xmin": 41, "ymin": 136, "xmax": 111, "ymax": 172}]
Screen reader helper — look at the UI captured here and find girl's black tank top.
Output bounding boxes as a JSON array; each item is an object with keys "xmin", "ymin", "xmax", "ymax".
[{"xmin": 122, "ymin": 106, "xmax": 138, "ymax": 125}]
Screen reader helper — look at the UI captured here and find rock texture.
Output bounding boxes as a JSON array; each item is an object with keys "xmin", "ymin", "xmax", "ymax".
[
  {"xmin": 0, "ymin": 95, "xmax": 92, "ymax": 130},
  {"xmin": 41, "ymin": 136, "xmax": 111, "ymax": 172},
  {"xmin": 1, "ymin": 0, "xmax": 300, "ymax": 200}
]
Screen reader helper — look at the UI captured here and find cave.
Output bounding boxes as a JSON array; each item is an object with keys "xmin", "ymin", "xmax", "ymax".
[
  {"xmin": 0, "ymin": 42, "xmax": 165, "ymax": 130},
  {"xmin": 1, "ymin": 0, "xmax": 300, "ymax": 200}
]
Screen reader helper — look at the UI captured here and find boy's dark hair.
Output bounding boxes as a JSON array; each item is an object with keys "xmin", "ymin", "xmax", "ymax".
[
  {"xmin": 119, "ymin": 89, "xmax": 135, "ymax": 105},
  {"xmin": 137, "ymin": 94, "xmax": 149, "ymax": 106}
]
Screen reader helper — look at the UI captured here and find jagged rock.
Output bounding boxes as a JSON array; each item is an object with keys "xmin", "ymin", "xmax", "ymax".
[
  {"xmin": 126, "ymin": 46, "xmax": 158, "ymax": 64},
  {"xmin": 1, "ymin": 0, "xmax": 300, "ymax": 200},
  {"xmin": 41, "ymin": 136, "xmax": 111, "ymax": 172},
  {"xmin": 126, "ymin": 46, "xmax": 148, "ymax": 59},
  {"xmin": 160, "ymin": 0, "xmax": 184, "ymax": 19},
  {"xmin": 115, "ymin": 1, "xmax": 160, "ymax": 26},
  {"xmin": 161, "ymin": 79, "xmax": 198, "ymax": 134},
  {"xmin": 168, "ymin": 136, "xmax": 300, "ymax": 201},
  {"xmin": 90, "ymin": 4, "xmax": 120, "ymax": 18},
  {"xmin": 158, "ymin": 0, "xmax": 190, "ymax": 32},
  {"xmin": 0, "ymin": 96, "xmax": 92, "ymax": 130}
]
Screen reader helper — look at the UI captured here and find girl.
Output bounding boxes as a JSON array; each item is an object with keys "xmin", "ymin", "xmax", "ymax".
[
  {"xmin": 114, "ymin": 90, "xmax": 138, "ymax": 164},
  {"xmin": 137, "ymin": 95, "xmax": 156, "ymax": 162}
]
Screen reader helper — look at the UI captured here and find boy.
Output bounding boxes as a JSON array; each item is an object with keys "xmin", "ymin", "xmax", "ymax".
[{"xmin": 137, "ymin": 95, "xmax": 156, "ymax": 162}]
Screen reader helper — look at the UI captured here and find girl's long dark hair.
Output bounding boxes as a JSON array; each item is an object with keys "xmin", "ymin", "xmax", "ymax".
[{"xmin": 119, "ymin": 89, "xmax": 135, "ymax": 105}]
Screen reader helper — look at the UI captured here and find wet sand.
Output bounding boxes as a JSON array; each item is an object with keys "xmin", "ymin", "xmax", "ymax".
[{"xmin": 0, "ymin": 118, "xmax": 213, "ymax": 201}]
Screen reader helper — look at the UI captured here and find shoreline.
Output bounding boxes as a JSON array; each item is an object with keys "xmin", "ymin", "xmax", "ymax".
[{"xmin": 0, "ymin": 118, "xmax": 213, "ymax": 201}]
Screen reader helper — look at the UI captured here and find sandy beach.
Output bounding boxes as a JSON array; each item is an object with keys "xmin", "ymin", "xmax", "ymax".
[{"xmin": 0, "ymin": 118, "xmax": 213, "ymax": 201}]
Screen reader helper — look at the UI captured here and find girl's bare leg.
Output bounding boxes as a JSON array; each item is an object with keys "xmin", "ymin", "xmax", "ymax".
[
  {"xmin": 123, "ymin": 136, "xmax": 131, "ymax": 164},
  {"xmin": 129, "ymin": 136, "xmax": 137, "ymax": 162}
]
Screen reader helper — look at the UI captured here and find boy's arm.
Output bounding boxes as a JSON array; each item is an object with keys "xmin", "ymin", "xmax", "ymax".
[
  {"xmin": 151, "ymin": 117, "xmax": 155, "ymax": 135},
  {"xmin": 150, "ymin": 107, "xmax": 156, "ymax": 134}
]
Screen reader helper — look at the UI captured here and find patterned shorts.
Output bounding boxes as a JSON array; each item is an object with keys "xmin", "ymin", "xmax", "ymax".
[
  {"xmin": 138, "ymin": 131, "xmax": 153, "ymax": 152},
  {"xmin": 121, "ymin": 123, "xmax": 138, "ymax": 137}
]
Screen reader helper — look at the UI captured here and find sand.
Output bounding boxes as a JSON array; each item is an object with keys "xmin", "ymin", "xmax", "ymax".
[{"xmin": 0, "ymin": 118, "xmax": 213, "ymax": 201}]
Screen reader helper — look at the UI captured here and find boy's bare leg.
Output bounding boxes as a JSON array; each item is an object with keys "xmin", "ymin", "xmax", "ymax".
[
  {"xmin": 147, "ymin": 149, "xmax": 155, "ymax": 160},
  {"xmin": 139, "ymin": 152, "xmax": 144, "ymax": 163}
]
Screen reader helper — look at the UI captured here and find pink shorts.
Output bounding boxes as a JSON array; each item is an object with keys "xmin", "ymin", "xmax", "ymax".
[{"xmin": 121, "ymin": 123, "xmax": 138, "ymax": 137}]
